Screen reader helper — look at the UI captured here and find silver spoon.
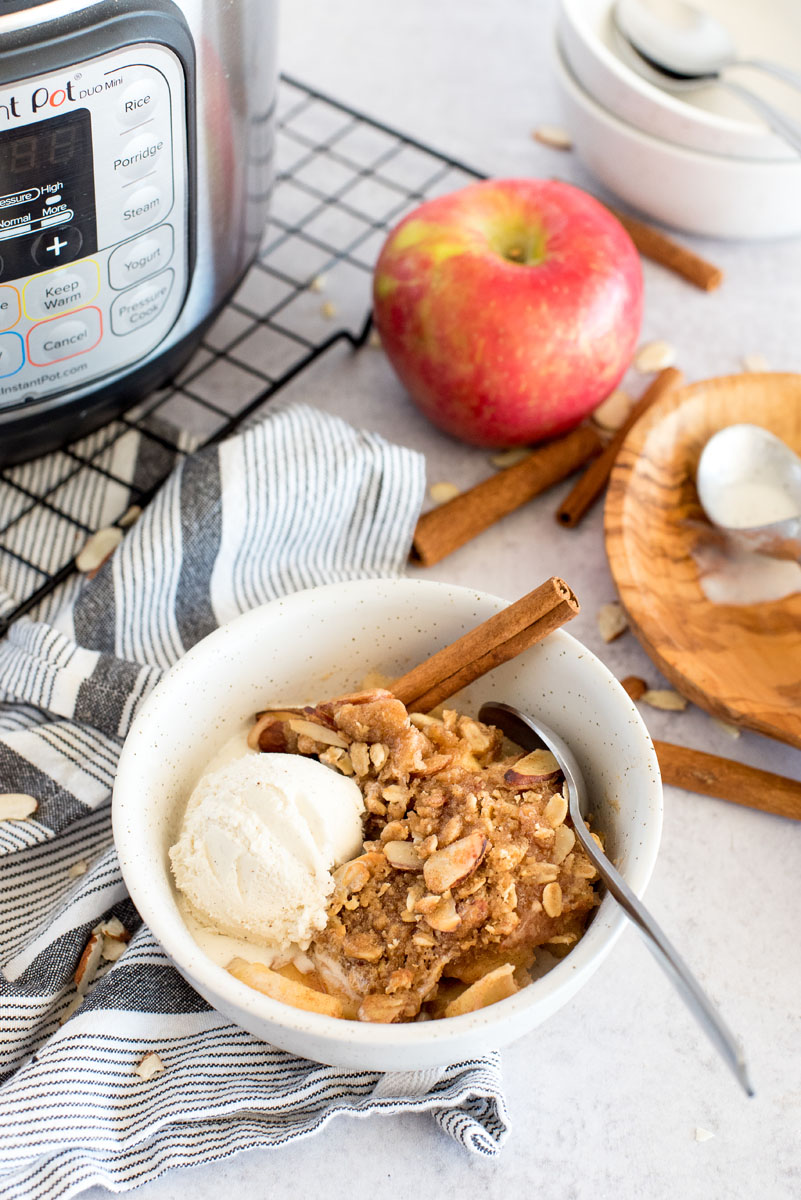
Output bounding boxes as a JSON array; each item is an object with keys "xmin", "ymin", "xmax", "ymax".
[
  {"xmin": 613, "ymin": 0, "xmax": 801, "ymax": 155},
  {"xmin": 479, "ymin": 700, "xmax": 754, "ymax": 1097},
  {"xmin": 697, "ymin": 424, "xmax": 801, "ymax": 560}
]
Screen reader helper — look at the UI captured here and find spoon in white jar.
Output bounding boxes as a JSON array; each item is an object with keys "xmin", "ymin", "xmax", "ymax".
[
  {"xmin": 613, "ymin": 0, "xmax": 801, "ymax": 155},
  {"xmin": 696, "ymin": 424, "xmax": 801, "ymax": 560}
]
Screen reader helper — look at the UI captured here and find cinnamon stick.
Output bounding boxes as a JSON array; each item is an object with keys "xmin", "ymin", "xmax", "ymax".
[
  {"xmin": 655, "ymin": 741, "xmax": 801, "ymax": 822},
  {"xmin": 393, "ymin": 576, "xmax": 579, "ymax": 712},
  {"xmin": 412, "ymin": 424, "xmax": 602, "ymax": 567},
  {"xmin": 607, "ymin": 206, "xmax": 724, "ymax": 293},
  {"xmin": 556, "ymin": 366, "xmax": 683, "ymax": 529}
]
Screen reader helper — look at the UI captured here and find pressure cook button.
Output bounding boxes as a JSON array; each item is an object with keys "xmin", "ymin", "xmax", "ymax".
[
  {"xmin": 113, "ymin": 132, "xmax": 166, "ymax": 181},
  {"xmin": 117, "ymin": 77, "xmax": 161, "ymax": 127},
  {"xmin": 31, "ymin": 225, "xmax": 84, "ymax": 267},
  {"xmin": 27, "ymin": 307, "xmax": 102, "ymax": 366},
  {"xmin": 111, "ymin": 268, "xmax": 174, "ymax": 335},
  {"xmin": 121, "ymin": 185, "xmax": 163, "ymax": 233},
  {"xmin": 23, "ymin": 260, "xmax": 100, "ymax": 321},
  {"xmin": 108, "ymin": 224, "xmax": 174, "ymax": 290}
]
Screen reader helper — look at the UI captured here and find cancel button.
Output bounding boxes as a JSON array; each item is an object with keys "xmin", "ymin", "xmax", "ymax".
[
  {"xmin": 27, "ymin": 306, "xmax": 102, "ymax": 366},
  {"xmin": 111, "ymin": 268, "xmax": 174, "ymax": 336}
]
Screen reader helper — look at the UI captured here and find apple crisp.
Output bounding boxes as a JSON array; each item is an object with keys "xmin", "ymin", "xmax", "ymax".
[{"xmin": 244, "ymin": 688, "xmax": 600, "ymax": 1022}]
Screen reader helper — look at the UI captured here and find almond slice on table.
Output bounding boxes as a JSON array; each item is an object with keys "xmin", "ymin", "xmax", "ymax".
[
  {"xmin": 597, "ymin": 602, "xmax": 628, "ymax": 643},
  {"xmin": 489, "ymin": 447, "xmax": 531, "ymax": 469},
  {"xmin": 620, "ymin": 675, "xmax": 648, "ymax": 701},
  {"xmin": 592, "ymin": 388, "xmax": 633, "ymax": 432},
  {"xmin": 635, "ymin": 340, "xmax": 676, "ymax": 373},
  {"xmin": 0, "ymin": 793, "xmax": 38, "ymax": 820},
  {"xmin": 532, "ymin": 124, "xmax": 572, "ymax": 150},
  {"xmin": 642, "ymin": 688, "xmax": 688, "ymax": 712},
  {"xmin": 429, "ymin": 481, "xmax": 461, "ymax": 505}
]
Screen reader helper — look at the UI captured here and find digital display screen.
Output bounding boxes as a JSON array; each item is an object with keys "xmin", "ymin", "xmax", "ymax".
[{"xmin": 0, "ymin": 108, "xmax": 97, "ymax": 282}]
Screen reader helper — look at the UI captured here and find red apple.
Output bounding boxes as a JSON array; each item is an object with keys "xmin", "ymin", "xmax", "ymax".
[{"xmin": 372, "ymin": 178, "xmax": 643, "ymax": 447}]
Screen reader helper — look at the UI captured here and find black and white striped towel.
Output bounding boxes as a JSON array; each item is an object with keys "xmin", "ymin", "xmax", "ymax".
[{"xmin": 0, "ymin": 404, "xmax": 510, "ymax": 1199}]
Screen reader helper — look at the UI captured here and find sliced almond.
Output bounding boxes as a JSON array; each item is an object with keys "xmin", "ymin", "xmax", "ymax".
[
  {"xmin": 384, "ymin": 840, "xmax": 423, "ymax": 871},
  {"xmin": 358, "ymin": 993, "xmax": 407, "ymax": 1023},
  {"xmin": 642, "ymin": 688, "xmax": 688, "ymax": 712},
  {"xmin": 98, "ymin": 917, "xmax": 130, "ymax": 941},
  {"xmin": 532, "ymin": 124, "xmax": 572, "ymax": 150},
  {"xmin": 68, "ymin": 859, "xmax": 89, "ymax": 878},
  {"xmin": 287, "ymin": 718, "xmax": 348, "ymax": 748},
  {"xmin": 336, "ymin": 859, "xmax": 371, "ymax": 893},
  {"xmin": 75, "ymin": 526, "xmax": 123, "ymax": 575},
  {"xmin": 597, "ymin": 601, "xmax": 628, "ymax": 643},
  {"xmin": 504, "ymin": 748, "xmax": 561, "ymax": 788},
  {"xmin": 443, "ymin": 963, "xmax": 518, "ymax": 1017},
  {"xmin": 118, "ymin": 504, "xmax": 142, "ymax": 529},
  {"xmin": 635, "ymin": 340, "xmax": 676, "ymax": 373},
  {"xmin": 621, "ymin": 675, "xmax": 648, "ymax": 701},
  {"xmin": 710, "ymin": 715, "xmax": 741, "ymax": 738},
  {"xmin": 59, "ymin": 995, "xmax": 84, "ymax": 1025},
  {"xmin": 321, "ymin": 300, "xmax": 337, "ymax": 319},
  {"xmin": 542, "ymin": 881, "xmax": 563, "ymax": 919},
  {"xmin": 102, "ymin": 936, "xmax": 128, "ymax": 962},
  {"xmin": 552, "ymin": 824, "xmax": 576, "ymax": 864},
  {"xmin": 423, "ymin": 831, "xmax": 487, "ymax": 894},
  {"xmin": 429, "ymin": 481, "xmax": 461, "ymax": 505},
  {"xmin": 368, "ymin": 329, "xmax": 382, "ymax": 349},
  {"xmin": 342, "ymin": 932, "xmax": 384, "ymax": 962},
  {"xmin": 741, "ymin": 353, "xmax": 769, "ymax": 373},
  {"xmin": 489, "ymin": 447, "xmax": 531, "ymax": 469},
  {"xmin": 592, "ymin": 388, "xmax": 633, "ymax": 432},
  {"xmin": 423, "ymin": 894, "xmax": 460, "ymax": 932},
  {"xmin": 543, "ymin": 792, "xmax": 568, "ymax": 828},
  {"xmin": 308, "ymin": 273, "xmax": 327, "ymax": 293},
  {"xmin": 75, "ymin": 932, "xmax": 104, "ymax": 995},
  {"xmin": 369, "ymin": 742, "xmax": 388, "ymax": 769},
  {"xmin": 135, "ymin": 1052, "xmax": 166, "ymax": 1081},
  {"xmin": 0, "ymin": 793, "xmax": 38, "ymax": 820}
]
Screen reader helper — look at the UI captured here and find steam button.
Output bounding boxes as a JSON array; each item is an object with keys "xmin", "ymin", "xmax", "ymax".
[{"xmin": 121, "ymin": 185, "xmax": 163, "ymax": 233}]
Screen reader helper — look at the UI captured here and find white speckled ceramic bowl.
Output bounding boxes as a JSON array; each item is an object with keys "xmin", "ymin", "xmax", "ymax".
[
  {"xmin": 113, "ymin": 578, "xmax": 662, "ymax": 1070},
  {"xmin": 554, "ymin": 40, "xmax": 801, "ymax": 240}
]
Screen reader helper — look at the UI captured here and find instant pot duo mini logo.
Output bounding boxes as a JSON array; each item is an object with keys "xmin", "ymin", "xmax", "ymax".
[{"xmin": 0, "ymin": 74, "xmax": 121, "ymax": 122}]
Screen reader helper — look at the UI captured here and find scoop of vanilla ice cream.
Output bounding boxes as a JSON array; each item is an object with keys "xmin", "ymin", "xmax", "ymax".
[{"xmin": 169, "ymin": 752, "xmax": 365, "ymax": 950}]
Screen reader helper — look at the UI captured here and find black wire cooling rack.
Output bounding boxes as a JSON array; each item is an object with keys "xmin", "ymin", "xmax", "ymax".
[{"xmin": 0, "ymin": 75, "xmax": 483, "ymax": 638}]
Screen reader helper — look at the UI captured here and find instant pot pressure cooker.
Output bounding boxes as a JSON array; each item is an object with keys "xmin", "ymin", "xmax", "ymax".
[{"xmin": 0, "ymin": 0, "xmax": 277, "ymax": 465}]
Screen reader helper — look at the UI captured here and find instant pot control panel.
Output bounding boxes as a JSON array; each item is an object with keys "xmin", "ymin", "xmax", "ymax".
[{"xmin": 0, "ymin": 43, "xmax": 188, "ymax": 410}]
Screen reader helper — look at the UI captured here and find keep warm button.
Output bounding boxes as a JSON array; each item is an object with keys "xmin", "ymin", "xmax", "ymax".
[
  {"xmin": 111, "ymin": 268, "xmax": 174, "ymax": 335},
  {"xmin": 27, "ymin": 307, "xmax": 102, "ymax": 366}
]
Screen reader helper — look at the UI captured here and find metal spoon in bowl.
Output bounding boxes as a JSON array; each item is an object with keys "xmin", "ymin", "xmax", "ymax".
[
  {"xmin": 696, "ymin": 424, "xmax": 801, "ymax": 560},
  {"xmin": 479, "ymin": 700, "xmax": 753, "ymax": 1096},
  {"xmin": 613, "ymin": 0, "xmax": 801, "ymax": 155}
]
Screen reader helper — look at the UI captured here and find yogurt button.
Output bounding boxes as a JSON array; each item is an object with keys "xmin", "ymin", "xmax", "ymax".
[
  {"xmin": 121, "ymin": 185, "xmax": 164, "ymax": 233},
  {"xmin": 113, "ymin": 132, "xmax": 166, "ymax": 181},
  {"xmin": 117, "ymin": 77, "xmax": 161, "ymax": 127},
  {"xmin": 108, "ymin": 223, "xmax": 174, "ymax": 290}
]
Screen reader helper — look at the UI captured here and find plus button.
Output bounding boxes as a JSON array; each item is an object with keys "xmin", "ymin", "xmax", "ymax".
[
  {"xmin": 31, "ymin": 225, "xmax": 84, "ymax": 268},
  {"xmin": 45, "ymin": 236, "xmax": 69, "ymax": 257}
]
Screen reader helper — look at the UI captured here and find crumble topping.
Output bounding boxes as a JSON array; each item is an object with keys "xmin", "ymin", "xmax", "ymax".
[{"xmin": 248, "ymin": 688, "xmax": 600, "ymax": 1023}]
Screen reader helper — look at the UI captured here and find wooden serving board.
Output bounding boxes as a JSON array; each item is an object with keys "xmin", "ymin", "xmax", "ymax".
[{"xmin": 604, "ymin": 373, "xmax": 801, "ymax": 749}]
